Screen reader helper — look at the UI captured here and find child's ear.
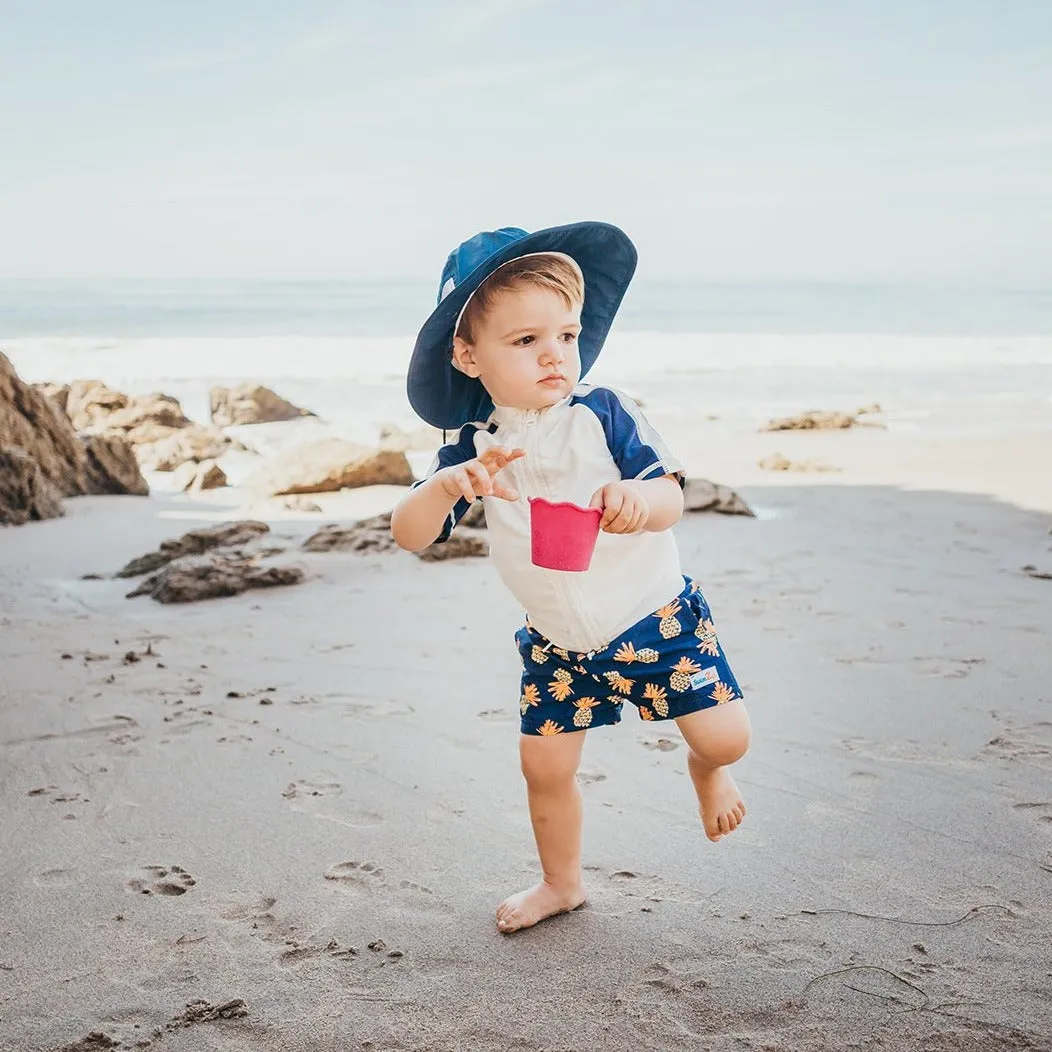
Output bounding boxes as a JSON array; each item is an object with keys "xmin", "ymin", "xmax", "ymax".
[{"xmin": 452, "ymin": 336, "xmax": 481, "ymax": 378}]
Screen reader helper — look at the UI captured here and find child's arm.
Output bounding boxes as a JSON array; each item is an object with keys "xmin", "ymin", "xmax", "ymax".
[
  {"xmin": 582, "ymin": 386, "xmax": 688, "ymax": 535},
  {"xmin": 391, "ymin": 447, "xmax": 524, "ymax": 551},
  {"xmin": 589, "ymin": 475, "xmax": 683, "ymax": 534}
]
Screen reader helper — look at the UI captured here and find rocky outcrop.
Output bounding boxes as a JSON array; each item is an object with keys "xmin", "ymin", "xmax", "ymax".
[
  {"xmin": 302, "ymin": 510, "xmax": 487, "ymax": 560},
  {"xmin": 171, "ymin": 458, "xmax": 227, "ymax": 492},
  {"xmin": 37, "ymin": 378, "xmax": 240, "ymax": 472},
  {"xmin": 1, "ymin": 353, "xmax": 148, "ymax": 525},
  {"xmin": 0, "ymin": 446, "xmax": 64, "ymax": 525},
  {"xmin": 115, "ymin": 521, "xmax": 271, "ymax": 578},
  {"xmin": 682, "ymin": 478, "xmax": 754, "ymax": 517},
  {"xmin": 114, "ymin": 520, "xmax": 302, "ymax": 603},
  {"xmin": 246, "ymin": 438, "xmax": 413, "ymax": 496},
  {"xmin": 302, "ymin": 516, "xmax": 399, "ymax": 554},
  {"xmin": 757, "ymin": 453, "xmax": 840, "ymax": 473},
  {"xmin": 760, "ymin": 409, "xmax": 885, "ymax": 432},
  {"xmin": 209, "ymin": 384, "xmax": 314, "ymax": 428},
  {"xmin": 126, "ymin": 557, "xmax": 304, "ymax": 603}
]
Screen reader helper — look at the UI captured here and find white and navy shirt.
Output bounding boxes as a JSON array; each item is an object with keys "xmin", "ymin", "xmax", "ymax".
[{"xmin": 417, "ymin": 384, "xmax": 686, "ymax": 654}]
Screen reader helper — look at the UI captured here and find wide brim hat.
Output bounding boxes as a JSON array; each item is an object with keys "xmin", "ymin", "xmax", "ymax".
[{"xmin": 407, "ymin": 221, "xmax": 637, "ymax": 430}]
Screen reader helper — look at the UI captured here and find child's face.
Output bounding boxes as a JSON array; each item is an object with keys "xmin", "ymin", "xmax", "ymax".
[{"xmin": 452, "ymin": 285, "xmax": 583, "ymax": 411}]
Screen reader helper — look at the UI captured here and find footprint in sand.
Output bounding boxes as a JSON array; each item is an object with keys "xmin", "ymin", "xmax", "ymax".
[
  {"xmin": 640, "ymin": 737, "xmax": 680, "ymax": 752},
  {"xmin": 324, "ymin": 862, "xmax": 451, "ymax": 914},
  {"xmin": 282, "ymin": 779, "xmax": 343, "ymax": 800},
  {"xmin": 477, "ymin": 708, "xmax": 516, "ymax": 722},
  {"xmin": 1013, "ymin": 801, "xmax": 1052, "ymax": 824},
  {"xmin": 127, "ymin": 865, "xmax": 196, "ymax": 896},
  {"xmin": 324, "ymin": 860, "xmax": 384, "ymax": 891},
  {"xmin": 577, "ymin": 768, "xmax": 607, "ymax": 785}
]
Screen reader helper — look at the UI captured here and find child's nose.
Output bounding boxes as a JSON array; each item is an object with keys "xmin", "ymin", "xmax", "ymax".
[{"xmin": 539, "ymin": 338, "xmax": 565, "ymax": 365}]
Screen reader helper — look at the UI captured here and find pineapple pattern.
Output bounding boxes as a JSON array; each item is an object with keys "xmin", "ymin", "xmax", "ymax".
[
  {"xmin": 520, "ymin": 683, "xmax": 540, "ymax": 716},
  {"xmin": 603, "ymin": 670, "xmax": 634, "ymax": 695},
  {"xmin": 654, "ymin": 600, "xmax": 683, "ymax": 639},
  {"xmin": 572, "ymin": 697, "xmax": 601, "ymax": 727},
  {"xmin": 695, "ymin": 618, "xmax": 720, "ymax": 657},
  {"xmin": 614, "ymin": 640, "xmax": 660, "ymax": 664},
  {"xmin": 709, "ymin": 681, "xmax": 737, "ymax": 705},
  {"xmin": 643, "ymin": 683, "xmax": 669, "ymax": 717},
  {"xmin": 515, "ymin": 577, "xmax": 742, "ymax": 735},
  {"xmin": 669, "ymin": 656, "xmax": 701, "ymax": 692},
  {"xmin": 548, "ymin": 667, "xmax": 574, "ymax": 701}
]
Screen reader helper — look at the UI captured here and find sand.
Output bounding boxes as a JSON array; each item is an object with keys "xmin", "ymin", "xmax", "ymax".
[{"xmin": 2, "ymin": 419, "xmax": 1052, "ymax": 1051}]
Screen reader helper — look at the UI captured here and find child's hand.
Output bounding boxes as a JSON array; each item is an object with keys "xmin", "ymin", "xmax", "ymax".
[
  {"xmin": 439, "ymin": 447, "xmax": 525, "ymax": 503},
  {"xmin": 589, "ymin": 481, "xmax": 650, "ymax": 534}
]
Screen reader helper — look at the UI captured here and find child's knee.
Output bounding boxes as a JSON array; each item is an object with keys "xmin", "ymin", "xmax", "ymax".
[
  {"xmin": 681, "ymin": 700, "xmax": 751, "ymax": 766},
  {"xmin": 519, "ymin": 735, "xmax": 582, "ymax": 789}
]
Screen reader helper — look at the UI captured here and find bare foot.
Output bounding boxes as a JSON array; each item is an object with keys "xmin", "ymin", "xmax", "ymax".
[
  {"xmin": 496, "ymin": 880, "xmax": 586, "ymax": 933},
  {"xmin": 691, "ymin": 763, "xmax": 746, "ymax": 842}
]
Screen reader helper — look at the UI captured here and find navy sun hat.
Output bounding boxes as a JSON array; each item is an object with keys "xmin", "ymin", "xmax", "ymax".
[{"xmin": 407, "ymin": 221, "xmax": 638, "ymax": 430}]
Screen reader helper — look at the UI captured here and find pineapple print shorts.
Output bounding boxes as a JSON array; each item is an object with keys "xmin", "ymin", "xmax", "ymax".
[{"xmin": 515, "ymin": 576, "xmax": 744, "ymax": 736}]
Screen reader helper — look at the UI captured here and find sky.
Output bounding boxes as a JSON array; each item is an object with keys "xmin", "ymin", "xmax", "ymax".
[{"xmin": 1, "ymin": 1, "xmax": 1050, "ymax": 283}]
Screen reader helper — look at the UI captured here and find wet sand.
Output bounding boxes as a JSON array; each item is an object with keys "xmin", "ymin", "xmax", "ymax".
[{"xmin": 2, "ymin": 424, "xmax": 1052, "ymax": 1051}]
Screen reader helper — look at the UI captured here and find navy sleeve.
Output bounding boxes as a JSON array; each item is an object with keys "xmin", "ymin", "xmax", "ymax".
[
  {"xmin": 410, "ymin": 424, "xmax": 485, "ymax": 542},
  {"xmin": 577, "ymin": 386, "xmax": 686, "ymax": 486}
]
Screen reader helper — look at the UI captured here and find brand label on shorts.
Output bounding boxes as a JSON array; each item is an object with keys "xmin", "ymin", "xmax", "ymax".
[{"xmin": 691, "ymin": 667, "xmax": 720, "ymax": 690}]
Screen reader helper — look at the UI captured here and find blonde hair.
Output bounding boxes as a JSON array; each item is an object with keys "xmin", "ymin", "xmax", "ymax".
[{"xmin": 456, "ymin": 253, "xmax": 584, "ymax": 344}]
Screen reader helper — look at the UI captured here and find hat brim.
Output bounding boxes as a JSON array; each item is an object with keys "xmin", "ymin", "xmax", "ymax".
[{"xmin": 407, "ymin": 221, "xmax": 638, "ymax": 430}]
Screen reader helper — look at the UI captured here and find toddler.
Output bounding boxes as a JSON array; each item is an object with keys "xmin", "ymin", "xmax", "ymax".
[{"xmin": 391, "ymin": 223, "xmax": 751, "ymax": 933}]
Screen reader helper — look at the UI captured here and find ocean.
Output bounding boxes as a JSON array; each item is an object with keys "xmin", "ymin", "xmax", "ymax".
[{"xmin": 2, "ymin": 279, "xmax": 1051, "ymax": 443}]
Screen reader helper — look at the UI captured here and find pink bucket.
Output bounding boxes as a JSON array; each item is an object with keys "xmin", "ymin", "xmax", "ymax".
[{"xmin": 529, "ymin": 497, "xmax": 602, "ymax": 572}]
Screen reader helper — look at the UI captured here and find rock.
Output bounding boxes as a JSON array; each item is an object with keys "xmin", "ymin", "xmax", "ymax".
[
  {"xmin": 758, "ymin": 453, "xmax": 793, "ymax": 472},
  {"xmin": 38, "ymin": 376, "xmax": 239, "ymax": 472},
  {"xmin": 96, "ymin": 391, "xmax": 193, "ymax": 434},
  {"xmin": 0, "ymin": 446, "xmax": 64, "ymax": 525},
  {"xmin": 210, "ymin": 384, "xmax": 314, "ymax": 428},
  {"xmin": 172, "ymin": 459, "xmax": 226, "ymax": 492},
  {"xmin": 1, "ymin": 354, "xmax": 148, "ymax": 526},
  {"xmin": 460, "ymin": 501, "xmax": 487, "ymax": 528},
  {"xmin": 81, "ymin": 434, "xmax": 150, "ymax": 495},
  {"xmin": 416, "ymin": 530, "xmax": 489, "ymax": 560},
  {"xmin": 302, "ymin": 517, "xmax": 398, "ymax": 554},
  {"xmin": 246, "ymin": 438, "xmax": 413, "ymax": 495},
  {"xmin": 760, "ymin": 411, "xmax": 858, "ymax": 431},
  {"xmin": 378, "ymin": 423, "xmax": 443, "ymax": 452},
  {"xmin": 682, "ymin": 478, "xmax": 754, "ymax": 517},
  {"xmin": 136, "ymin": 426, "xmax": 233, "ymax": 472},
  {"xmin": 115, "ymin": 520, "xmax": 270, "ymax": 578},
  {"xmin": 856, "ymin": 403, "xmax": 883, "ymax": 415},
  {"xmin": 758, "ymin": 453, "xmax": 840, "ymax": 474},
  {"xmin": 126, "ymin": 555, "xmax": 304, "ymax": 603}
]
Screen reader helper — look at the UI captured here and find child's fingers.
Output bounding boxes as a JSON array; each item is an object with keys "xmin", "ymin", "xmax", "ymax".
[
  {"xmin": 450, "ymin": 468, "xmax": 477, "ymax": 504},
  {"xmin": 491, "ymin": 480, "xmax": 519, "ymax": 501},
  {"xmin": 464, "ymin": 461, "xmax": 493, "ymax": 496},
  {"xmin": 600, "ymin": 491, "xmax": 625, "ymax": 530},
  {"xmin": 479, "ymin": 447, "xmax": 525, "ymax": 475}
]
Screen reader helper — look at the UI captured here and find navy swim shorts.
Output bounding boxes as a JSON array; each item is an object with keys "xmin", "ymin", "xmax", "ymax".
[{"xmin": 515, "ymin": 576, "xmax": 743, "ymax": 735}]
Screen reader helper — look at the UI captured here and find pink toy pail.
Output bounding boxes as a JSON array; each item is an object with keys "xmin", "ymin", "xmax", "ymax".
[{"xmin": 528, "ymin": 497, "xmax": 602, "ymax": 572}]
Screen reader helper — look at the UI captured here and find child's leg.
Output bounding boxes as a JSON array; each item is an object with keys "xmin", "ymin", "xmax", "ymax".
[
  {"xmin": 496, "ymin": 730, "xmax": 588, "ymax": 933},
  {"xmin": 675, "ymin": 699, "xmax": 751, "ymax": 842}
]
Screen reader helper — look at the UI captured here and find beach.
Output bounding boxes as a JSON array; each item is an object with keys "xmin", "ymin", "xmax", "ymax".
[{"xmin": 2, "ymin": 348, "xmax": 1052, "ymax": 1051}]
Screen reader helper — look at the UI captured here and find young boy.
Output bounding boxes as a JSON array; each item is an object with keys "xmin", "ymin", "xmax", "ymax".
[{"xmin": 391, "ymin": 222, "xmax": 751, "ymax": 934}]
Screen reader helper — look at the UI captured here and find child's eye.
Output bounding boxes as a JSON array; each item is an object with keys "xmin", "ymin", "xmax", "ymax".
[
  {"xmin": 515, "ymin": 335, "xmax": 535, "ymax": 346},
  {"xmin": 561, "ymin": 332, "xmax": 578, "ymax": 343}
]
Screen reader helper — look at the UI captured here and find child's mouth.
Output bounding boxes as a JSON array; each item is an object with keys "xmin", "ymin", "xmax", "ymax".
[{"xmin": 539, "ymin": 375, "xmax": 564, "ymax": 387}]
